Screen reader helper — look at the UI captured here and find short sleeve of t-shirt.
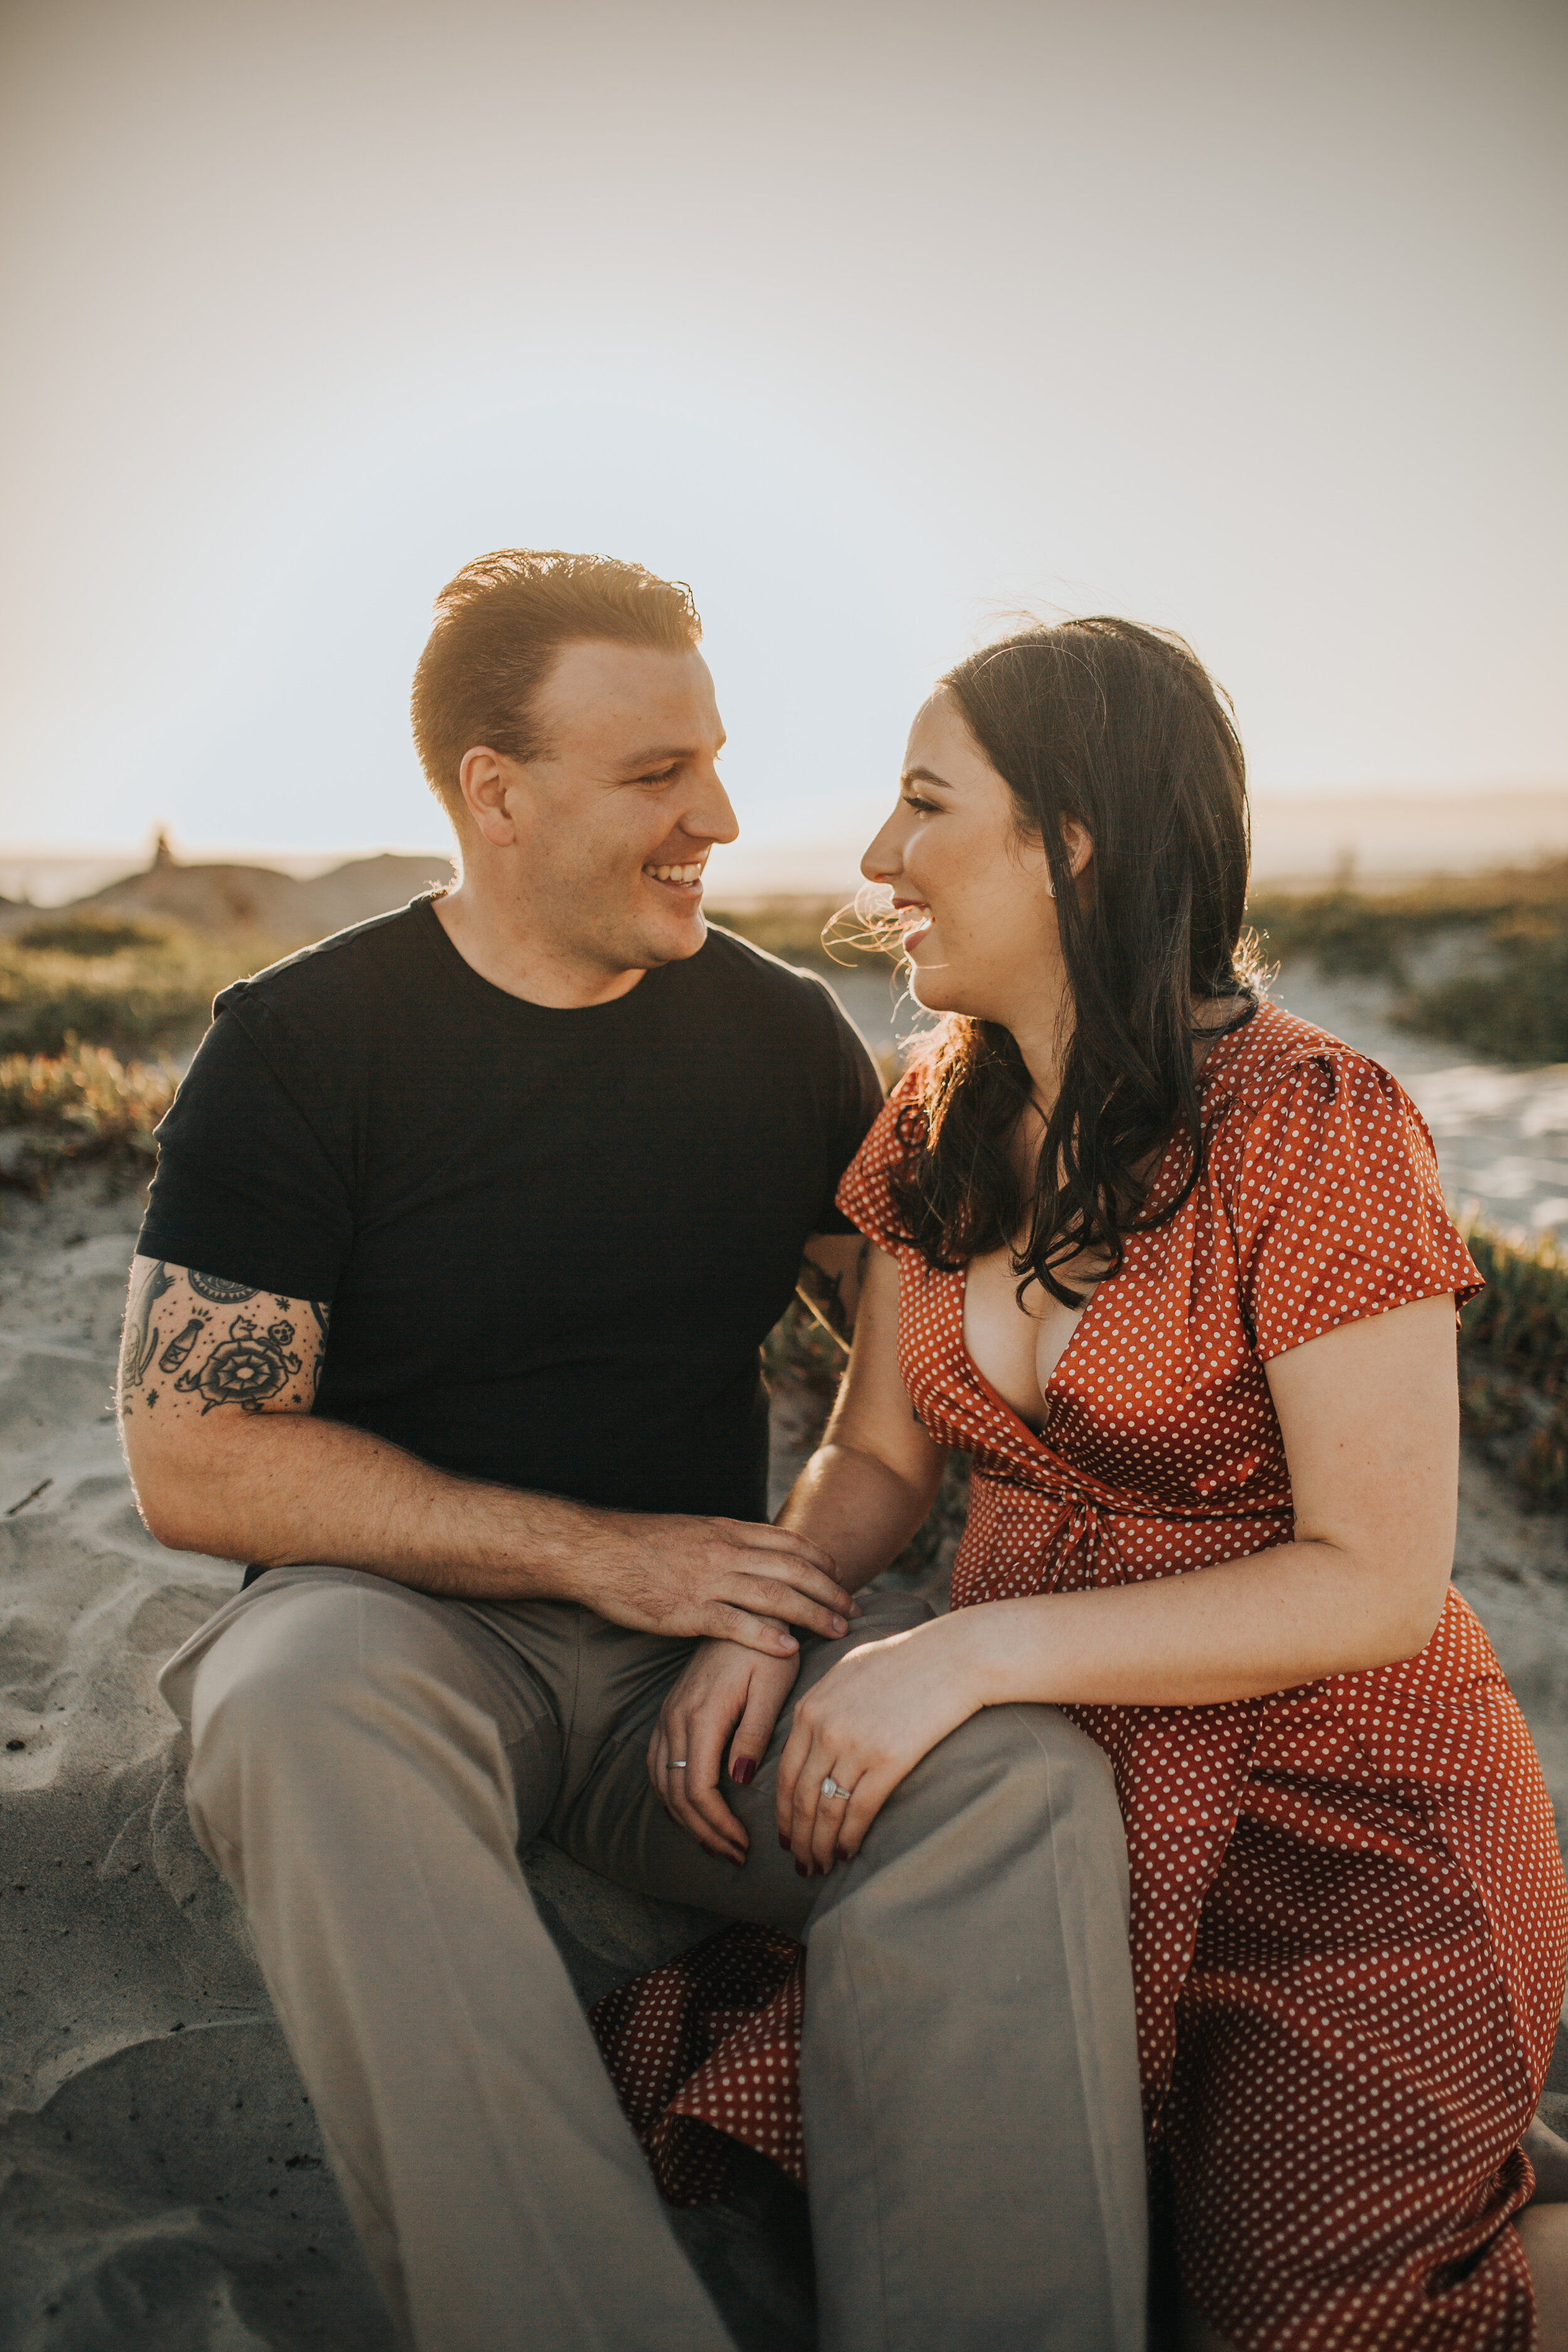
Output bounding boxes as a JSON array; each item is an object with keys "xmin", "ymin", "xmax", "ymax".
[
  {"xmin": 1230, "ymin": 1051, "xmax": 1482, "ymax": 1360},
  {"xmin": 806, "ymin": 974, "xmax": 887, "ymax": 1234},
  {"xmin": 835, "ymin": 1066, "xmax": 927, "ymax": 1256},
  {"xmin": 138, "ymin": 992, "xmax": 354, "ymax": 1303}
]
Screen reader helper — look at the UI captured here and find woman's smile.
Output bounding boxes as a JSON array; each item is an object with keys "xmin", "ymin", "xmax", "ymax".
[{"xmin": 892, "ymin": 894, "xmax": 932, "ymax": 950}]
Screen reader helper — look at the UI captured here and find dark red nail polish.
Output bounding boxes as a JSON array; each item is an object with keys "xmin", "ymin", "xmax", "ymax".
[
  {"xmin": 837, "ymin": 1845, "xmax": 852, "ymax": 1862},
  {"xmin": 778, "ymin": 1833, "xmax": 791, "ymax": 1850},
  {"xmin": 795, "ymin": 1862, "xmax": 808, "ymax": 1877},
  {"xmin": 731, "ymin": 1757, "xmax": 756, "ymax": 1786}
]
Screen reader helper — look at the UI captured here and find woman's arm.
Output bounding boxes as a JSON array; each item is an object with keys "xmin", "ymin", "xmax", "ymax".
[
  {"xmin": 776, "ymin": 1290, "xmax": 1461, "ymax": 1871},
  {"xmin": 776, "ymin": 1242, "xmax": 951, "ymax": 1587},
  {"xmin": 649, "ymin": 1244, "xmax": 947, "ymax": 1862}
]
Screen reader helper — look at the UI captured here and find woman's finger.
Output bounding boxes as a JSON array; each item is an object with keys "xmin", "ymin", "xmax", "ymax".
[
  {"xmin": 775, "ymin": 1714, "xmax": 813, "ymax": 1850},
  {"xmin": 788, "ymin": 1734, "xmax": 836, "ymax": 1871},
  {"xmin": 727, "ymin": 1678, "xmax": 788, "ymax": 1792},
  {"xmin": 829, "ymin": 1767, "xmax": 893, "ymax": 1866},
  {"xmin": 807, "ymin": 1763, "xmax": 859, "ymax": 1875},
  {"xmin": 670, "ymin": 1703, "xmax": 746, "ymax": 1862}
]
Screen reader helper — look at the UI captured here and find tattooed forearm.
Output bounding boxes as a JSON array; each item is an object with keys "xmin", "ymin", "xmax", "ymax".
[{"xmin": 117, "ymin": 1258, "xmax": 330, "ymax": 1422}]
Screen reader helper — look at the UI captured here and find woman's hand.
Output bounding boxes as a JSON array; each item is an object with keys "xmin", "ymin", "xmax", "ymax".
[
  {"xmin": 649, "ymin": 1638, "xmax": 802, "ymax": 1864},
  {"xmin": 776, "ymin": 1615, "xmax": 985, "ymax": 1877}
]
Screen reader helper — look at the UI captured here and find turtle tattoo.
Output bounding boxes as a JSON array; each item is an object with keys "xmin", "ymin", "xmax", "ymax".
[{"xmin": 174, "ymin": 1315, "xmax": 304, "ymax": 1414}]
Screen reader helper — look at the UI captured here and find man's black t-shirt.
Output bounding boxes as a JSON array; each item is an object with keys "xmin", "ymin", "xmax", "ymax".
[{"xmin": 139, "ymin": 898, "xmax": 882, "ymax": 1536}]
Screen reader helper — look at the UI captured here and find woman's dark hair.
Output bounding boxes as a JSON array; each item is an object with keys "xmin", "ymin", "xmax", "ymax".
[{"xmin": 887, "ymin": 616, "xmax": 1257, "ymax": 1306}]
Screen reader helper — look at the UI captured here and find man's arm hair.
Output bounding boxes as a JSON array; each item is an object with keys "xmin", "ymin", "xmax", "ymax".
[{"xmin": 115, "ymin": 1256, "xmax": 857, "ymax": 1650}]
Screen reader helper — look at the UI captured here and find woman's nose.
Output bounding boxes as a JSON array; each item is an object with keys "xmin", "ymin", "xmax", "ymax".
[{"xmin": 861, "ymin": 818, "xmax": 902, "ymax": 883}]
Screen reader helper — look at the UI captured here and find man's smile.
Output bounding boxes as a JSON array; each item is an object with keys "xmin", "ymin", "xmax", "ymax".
[{"xmin": 642, "ymin": 854, "xmax": 707, "ymax": 896}]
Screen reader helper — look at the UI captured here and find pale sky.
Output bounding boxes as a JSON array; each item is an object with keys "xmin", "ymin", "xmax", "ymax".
[{"xmin": 2, "ymin": 0, "xmax": 1564, "ymax": 873}]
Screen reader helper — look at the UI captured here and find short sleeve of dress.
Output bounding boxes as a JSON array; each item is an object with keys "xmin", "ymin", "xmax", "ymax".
[
  {"xmin": 834, "ymin": 1067, "xmax": 926, "ymax": 1258},
  {"xmin": 1231, "ymin": 1050, "xmax": 1482, "ymax": 1360}
]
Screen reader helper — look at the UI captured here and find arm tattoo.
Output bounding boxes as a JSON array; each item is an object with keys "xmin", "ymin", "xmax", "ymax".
[
  {"xmin": 120, "ymin": 1259, "xmax": 176, "ymax": 1392},
  {"xmin": 186, "ymin": 1269, "xmax": 261, "ymax": 1305},
  {"xmin": 174, "ymin": 1311, "xmax": 304, "ymax": 1414},
  {"xmin": 119, "ymin": 1261, "xmax": 331, "ymax": 1418},
  {"xmin": 157, "ymin": 1318, "xmax": 204, "ymax": 1372}
]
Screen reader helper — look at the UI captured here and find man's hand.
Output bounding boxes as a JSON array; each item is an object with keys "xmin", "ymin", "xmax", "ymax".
[
  {"xmin": 568, "ymin": 1517, "xmax": 858, "ymax": 1657},
  {"xmin": 649, "ymin": 1638, "xmax": 802, "ymax": 1862},
  {"xmin": 118, "ymin": 1256, "xmax": 861, "ymax": 1651}
]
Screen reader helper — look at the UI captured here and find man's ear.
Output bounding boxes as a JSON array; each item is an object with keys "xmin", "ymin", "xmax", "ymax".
[{"xmin": 458, "ymin": 748, "xmax": 524, "ymax": 847}]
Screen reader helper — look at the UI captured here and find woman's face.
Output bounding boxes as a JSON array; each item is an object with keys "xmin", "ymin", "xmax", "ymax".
[{"xmin": 862, "ymin": 688, "xmax": 1081, "ymax": 1025}]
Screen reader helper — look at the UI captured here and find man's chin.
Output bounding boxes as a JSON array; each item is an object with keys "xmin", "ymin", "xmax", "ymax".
[{"xmin": 623, "ymin": 903, "xmax": 708, "ymax": 970}]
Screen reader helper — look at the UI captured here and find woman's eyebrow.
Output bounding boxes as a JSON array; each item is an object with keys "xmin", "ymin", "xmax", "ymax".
[{"xmin": 900, "ymin": 765, "xmax": 955, "ymax": 789}]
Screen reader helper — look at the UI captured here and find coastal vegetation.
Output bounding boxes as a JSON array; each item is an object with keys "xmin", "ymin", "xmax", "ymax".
[
  {"xmin": 0, "ymin": 911, "xmax": 282, "ymax": 1060},
  {"xmin": 0, "ymin": 1039, "xmax": 176, "ymax": 1187},
  {"xmin": 1245, "ymin": 865, "xmax": 1568, "ymax": 1064},
  {"xmin": 1457, "ymin": 1226, "xmax": 1568, "ymax": 1511}
]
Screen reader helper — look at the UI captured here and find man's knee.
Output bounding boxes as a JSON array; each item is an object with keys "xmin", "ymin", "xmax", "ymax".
[
  {"xmin": 185, "ymin": 1580, "xmax": 406, "ymax": 1760},
  {"xmin": 179, "ymin": 1576, "xmax": 539, "ymax": 1838}
]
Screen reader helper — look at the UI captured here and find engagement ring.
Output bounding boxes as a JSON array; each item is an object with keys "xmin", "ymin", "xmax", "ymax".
[
  {"xmin": 820, "ymin": 1775, "xmax": 851, "ymax": 1801},
  {"xmin": 670, "ymin": 1760, "xmax": 688, "ymax": 1769}
]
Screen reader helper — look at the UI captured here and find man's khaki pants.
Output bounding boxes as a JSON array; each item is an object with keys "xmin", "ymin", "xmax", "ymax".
[{"xmin": 159, "ymin": 1567, "xmax": 1147, "ymax": 2352}]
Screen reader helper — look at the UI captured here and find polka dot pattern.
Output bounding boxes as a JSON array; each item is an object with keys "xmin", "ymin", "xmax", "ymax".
[
  {"xmin": 596, "ymin": 1002, "xmax": 1568, "ymax": 2348},
  {"xmin": 590, "ymin": 1924, "xmax": 803, "ymax": 2205}
]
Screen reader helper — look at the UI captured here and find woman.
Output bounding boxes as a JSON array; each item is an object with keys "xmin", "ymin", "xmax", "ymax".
[{"xmin": 642, "ymin": 618, "xmax": 1568, "ymax": 2348}]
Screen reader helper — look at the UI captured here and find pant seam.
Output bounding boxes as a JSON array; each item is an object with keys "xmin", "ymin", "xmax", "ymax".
[
  {"xmin": 1016, "ymin": 1705, "xmax": 1147, "ymax": 2352},
  {"xmin": 818, "ymin": 1910, "xmax": 893, "ymax": 2352}
]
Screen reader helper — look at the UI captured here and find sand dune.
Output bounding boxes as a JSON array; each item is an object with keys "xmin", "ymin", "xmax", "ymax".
[{"xmin": 0, "ymin": 854, "xmax": 457, "ymax": 949}]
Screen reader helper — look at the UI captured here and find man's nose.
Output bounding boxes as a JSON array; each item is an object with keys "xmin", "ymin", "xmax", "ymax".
[{"xmin": 684, "ymin": 768, "xmax": 740, "ymax": 848}]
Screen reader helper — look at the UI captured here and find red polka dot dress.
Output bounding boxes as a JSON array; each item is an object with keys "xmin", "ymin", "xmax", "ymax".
[{"xmin": 597, "ymin": 1001, "xmax": 1568, "ymax": 2348}]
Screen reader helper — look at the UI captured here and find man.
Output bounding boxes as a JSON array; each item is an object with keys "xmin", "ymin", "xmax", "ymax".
[{"xmin": 122, "ymin": 549, "xmax": 1147, "ymax": 2352}]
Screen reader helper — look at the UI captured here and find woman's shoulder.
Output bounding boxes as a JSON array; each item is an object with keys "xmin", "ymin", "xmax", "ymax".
[
  {"xmin": 1200, "ymin": 995, "xmax": 1403, "ymax": 1133},
  {"xmin": 835, "ymin": 1057, "xmax": 933, "ymax": 1253}
]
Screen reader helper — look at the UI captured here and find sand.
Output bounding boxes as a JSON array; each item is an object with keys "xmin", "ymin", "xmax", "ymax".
[
  {"xmin": 3, "ymin": 1135, "xmax": 1568, "ymax": 2350},
  {"xmin": 0, "ymin": 1164, "xmax": 820, "ymax": 2351}
]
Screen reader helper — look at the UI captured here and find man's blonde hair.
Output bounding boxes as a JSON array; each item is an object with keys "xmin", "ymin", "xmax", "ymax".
[{"xmin": 411, "ymin": 549, "xmax": 702, "ymax": 817}]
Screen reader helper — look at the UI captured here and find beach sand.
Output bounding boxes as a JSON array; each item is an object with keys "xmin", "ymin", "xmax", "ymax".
[{"xmin": 3, "ymin": 1163, "xmax": 1567, "ymax": 2350}]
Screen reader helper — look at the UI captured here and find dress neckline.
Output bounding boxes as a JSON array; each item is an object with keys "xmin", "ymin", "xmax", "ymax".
[{"xmin": 948, "ymin": 1003, "xmax": 1263, "ymax": 1451}]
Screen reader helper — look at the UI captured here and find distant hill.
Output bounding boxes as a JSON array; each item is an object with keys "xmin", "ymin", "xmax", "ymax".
[{"xmin": 0, "ymin": 850, "xmax": 457, "ymax": 946}]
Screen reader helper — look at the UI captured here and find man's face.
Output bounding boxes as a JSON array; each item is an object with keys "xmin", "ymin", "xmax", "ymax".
[{"xmin": 488, "ymin": 640, "xmax": 738, "ymax": 979}]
